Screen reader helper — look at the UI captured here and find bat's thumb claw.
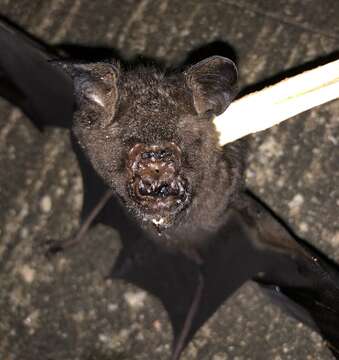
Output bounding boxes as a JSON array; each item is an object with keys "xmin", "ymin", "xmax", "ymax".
[
  {"xmin": 37, "ymin": 239, "xmax": 65, "ymax": 259},
  {"xmin": 46, "ymin": 243, "xmax": 64, "ymax": 258}
]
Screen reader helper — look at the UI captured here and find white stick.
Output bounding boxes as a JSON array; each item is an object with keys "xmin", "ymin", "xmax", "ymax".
[{"xmin": 214, "ymin": 59, "xmax": 339, "ymax": 146}]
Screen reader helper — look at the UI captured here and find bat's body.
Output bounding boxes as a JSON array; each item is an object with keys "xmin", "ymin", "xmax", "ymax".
[{"xmin": 1, "ymin": 19, "xmax": 339, "ymax": 359}]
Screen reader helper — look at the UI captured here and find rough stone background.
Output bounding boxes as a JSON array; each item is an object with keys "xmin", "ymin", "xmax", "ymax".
[{"xmin": 0, "ymin": 0, "xmax": 338, "ymax": 359}]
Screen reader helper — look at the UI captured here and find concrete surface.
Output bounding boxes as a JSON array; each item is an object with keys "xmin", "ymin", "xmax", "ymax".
[{"xmin": 0, "ymin": 0, "xmax": 338, "ymax": 359}]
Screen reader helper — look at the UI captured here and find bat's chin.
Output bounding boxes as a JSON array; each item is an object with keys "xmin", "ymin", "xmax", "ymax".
[{"xmin": 128, "ymin": 175, "xmax": 191, "ymax": 233}]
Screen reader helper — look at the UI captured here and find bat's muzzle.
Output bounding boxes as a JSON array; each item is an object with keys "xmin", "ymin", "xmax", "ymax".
[{"xmin": 126, "ymin": 142, "xmax": 190, "ymax": 218}]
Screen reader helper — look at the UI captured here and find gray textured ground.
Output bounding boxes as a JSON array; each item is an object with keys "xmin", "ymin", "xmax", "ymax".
[{"xmin": 0, "ymin": 1, "xmax": 338, "ymax": 359}]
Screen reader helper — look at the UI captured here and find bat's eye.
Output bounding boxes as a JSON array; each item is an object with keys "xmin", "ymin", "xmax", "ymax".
[{"xmin": 205, "ymin": 109, "xmax": 214, "ymax": 119}]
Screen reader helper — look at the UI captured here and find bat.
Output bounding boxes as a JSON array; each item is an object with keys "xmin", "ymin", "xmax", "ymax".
[{"xmin": 1, "ymin": 19, "xmax": 339, "ymax": 359}]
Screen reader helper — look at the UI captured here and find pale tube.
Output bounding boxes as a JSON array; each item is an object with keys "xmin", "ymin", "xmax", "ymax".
[{"xmin": 214, "ymin": 59, "xmax": 339, "ymax": 146}]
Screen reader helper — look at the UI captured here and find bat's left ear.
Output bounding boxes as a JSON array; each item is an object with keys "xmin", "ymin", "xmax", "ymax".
[{"xmin": 184, "ymin": 56, "xmax": 238, "ymax": 116}]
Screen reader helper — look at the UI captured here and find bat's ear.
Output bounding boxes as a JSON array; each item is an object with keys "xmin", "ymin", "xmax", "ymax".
[
  {"xmin": 184, "ymin": 56, "xmax": 237, "ymax": 116},
  {"xmin": 51, "ymin": 60, "xmax": 120, "ymax": 127}
]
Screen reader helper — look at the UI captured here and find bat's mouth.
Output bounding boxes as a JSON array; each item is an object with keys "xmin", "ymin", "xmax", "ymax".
[{"xmin": 126, "ymin": 142, "xmax": 191, "ymax": 231}]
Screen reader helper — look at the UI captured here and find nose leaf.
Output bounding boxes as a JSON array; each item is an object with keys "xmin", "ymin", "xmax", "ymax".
[
  {"xmin": 127, "ymin": 142, "xmax": 189, "ymax": 214},
  {"xmin": 138, "ymin": 164, "xmax": 177, "ymax": 198}
]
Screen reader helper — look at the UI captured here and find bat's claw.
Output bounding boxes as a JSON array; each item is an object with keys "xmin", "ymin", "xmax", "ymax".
[{"xmin": 39, "ymin": 239, "xmax": 65, "ymax": 258}]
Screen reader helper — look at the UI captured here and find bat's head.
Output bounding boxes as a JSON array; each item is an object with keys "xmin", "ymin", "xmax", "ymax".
[{"xmin": 61, "ymin": 56, "xmax": 242, "ymax": 241}]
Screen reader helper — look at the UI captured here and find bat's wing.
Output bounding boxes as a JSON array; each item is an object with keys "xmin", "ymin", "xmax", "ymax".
[
  {"xmin": 108, "ymin": 199, "xmax": 290, "ymax": 358},
  {"xmin": 0, "ymin": 19, "xmax": 105, "ymax": 229},
  {"xmin": 111, "ymin": 234, "xmax": 201, "ymax": 345},
  {"xmin": 0, "ymin": 18, "xmax": 73, "ymax": 129},
  {"xmin": 238, "ymin": 193, "xmax": 339, "ymax": 358},
  {"xmin": 110, "ymin": 192, "xmax": 339, "ymax": 359}
]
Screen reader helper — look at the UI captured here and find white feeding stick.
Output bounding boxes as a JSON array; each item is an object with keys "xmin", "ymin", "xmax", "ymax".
[{"xmin": 214, "ymin": 59, "xmax": 339, "ymax": 146}]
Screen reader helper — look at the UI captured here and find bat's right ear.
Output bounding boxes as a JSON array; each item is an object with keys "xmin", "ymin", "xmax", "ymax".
[
  {"xmin": 51, "ymin": 60, "xmax": 120, "ymax": 127},
  {"xmin": 50, "ymin": 59, "xmax": 120, "ymax": 92}
]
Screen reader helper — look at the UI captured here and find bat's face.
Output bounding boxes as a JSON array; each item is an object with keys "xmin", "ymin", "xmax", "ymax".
[{"xmin": 64, "ymin": 57, "xmax": 241, "ymax": 237}]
